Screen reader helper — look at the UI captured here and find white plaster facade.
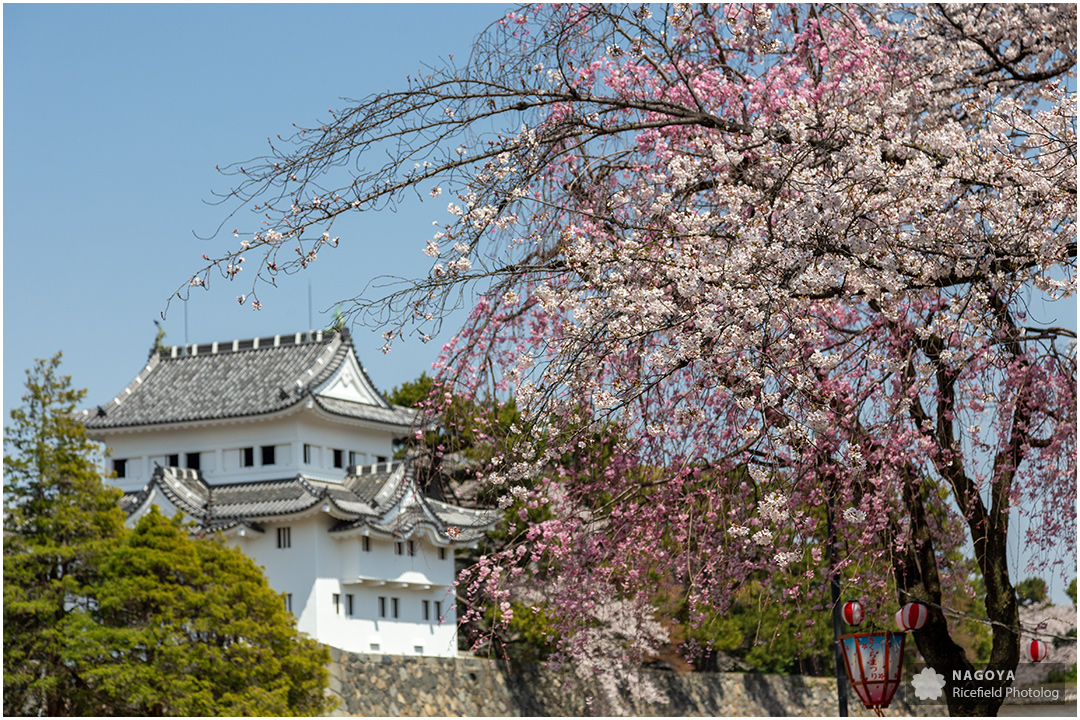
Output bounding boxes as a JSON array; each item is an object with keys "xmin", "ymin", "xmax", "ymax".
[{"xmin": 82, "ymin": 330, "xmax": 495, "ymax": 658}]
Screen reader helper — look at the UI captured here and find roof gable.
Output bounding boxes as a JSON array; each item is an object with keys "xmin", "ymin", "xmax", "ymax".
[{"xmin": 315, "ymin": 352, "xmax": 386, "ymax": 407}]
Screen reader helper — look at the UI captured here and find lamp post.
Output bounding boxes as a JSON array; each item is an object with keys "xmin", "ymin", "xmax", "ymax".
[{"xmin": 826, "ymin": 491, "xmax": 849, "ymax": 717}]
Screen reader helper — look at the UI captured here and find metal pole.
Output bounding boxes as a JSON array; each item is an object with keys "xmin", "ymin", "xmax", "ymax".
[{"xmin": 827, "ymin": 492, "xmax": 849, "ymax": 717}]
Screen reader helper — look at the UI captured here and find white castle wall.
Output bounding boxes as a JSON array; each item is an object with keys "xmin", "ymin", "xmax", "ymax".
[
  {"xmin": 103, "ymin": 411, "xmax": 400, "ymax": 492},
  {"xmin": 232, "ymin": 514, "xmax": 459, "ymax": 657}
]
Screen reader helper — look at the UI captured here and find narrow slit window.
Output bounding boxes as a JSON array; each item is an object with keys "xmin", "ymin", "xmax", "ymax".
[
  {"xmin": 277, "ymin": 526, "xmax": 291, "ymax": 549},
  {"xmin": 333, "ymin": 593, "xmax": 341, "ymax": 614},
  {"xmin": 391, "ymin": 597, "xmax": 399, "ymax": 619}
]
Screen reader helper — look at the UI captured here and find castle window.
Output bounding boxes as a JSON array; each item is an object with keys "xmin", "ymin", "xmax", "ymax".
[
  {"xmin": 414, "ymin": 645, "xmax": 424, "ymax": 654},
  {"xmin": 391, "ymin": 597, "xmax": 399, "ymax": 619},
  {"xmin": 376, "ymin": 455, "xmax": 388, "ymax": 464},
  {"xmin": 242, "ymin": 447, "xmax": 255, "ymax": 467},
  {"xmin": 261, "ymin": 445, "xmax": 276, "ymax": 465},
  {"xmin": 167, "ymin": 453, "xmax": 179, "ymax": 467},
  {"xmin": 346, "ymin": 594, "xmax": 354, "ymax": 616},
  {"xmin": 423, "ymin": 600, "xmax": 430, "ymax": 621},
  {"xmin": 113, "ymin": 458, "xmax": 127, "ymax": 478},
  {"xmin": 283, "ymin": 593, "xmax": 293, "ymax": 613},
  {"xmin": 277, "ymin": 527, "xmax": 291, "ymax": 549},
  {"xmin": 333, "ymin": 593, "xmax": 341, "ymax": 614},
  {"xmin": 407, "ymin": 540, "xmax": 416, "ymax": 556},
  {"xmin": 435, "ymin": 600, "xmax": 442, "ymax": 621},
  {"xmin": 395, "ymin": 542, "xmax": 404, "ymax": 556},
  {"xmin": 362, "ymin": 536, "xmax": 371, "ymax": 552},
  {"xmin": 303, "ymin": 444, "xmax": 313, "ymax": 464},
  {"xmin": 185, "ymin": 452, "xmax": 200, "ymax": 470},
  {"xmin": 378, "ymin": 596, "xmax": 387, "ymax": 618},
  {"xmin": 439, "ymin": 547, "xmax": 447, "ymax": 561},
  {"xmin": 333, "ymin": 449, "xmax": 344, "ymax": 468},
  {"xmin": 349, "ymin": 451, "xmax": 359, "ymax": 466}
]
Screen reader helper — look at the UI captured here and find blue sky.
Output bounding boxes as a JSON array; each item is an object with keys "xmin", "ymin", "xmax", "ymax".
[
  {"xmin": 3, "ymin": 4, "xmax": 1075, "ymax": 604},
  {"xmin": 4, "ymin": 2, "xmax": 511, "ymax": 417}
]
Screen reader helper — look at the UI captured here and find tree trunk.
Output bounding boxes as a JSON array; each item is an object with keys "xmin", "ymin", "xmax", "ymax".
[{"xmin": 892, "ymin": 471, "xmax": 1018, "ymax": 716}]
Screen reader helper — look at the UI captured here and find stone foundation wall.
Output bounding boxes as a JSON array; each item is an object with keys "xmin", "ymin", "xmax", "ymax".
[{"xmin": 325, "ymin": 649, "xmax": 942, "ymax": 717}]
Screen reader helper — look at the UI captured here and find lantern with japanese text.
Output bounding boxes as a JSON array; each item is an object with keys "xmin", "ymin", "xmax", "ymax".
[{"xmin": 839, "ymin": 632, "xmax": 906, "ymax": 711}]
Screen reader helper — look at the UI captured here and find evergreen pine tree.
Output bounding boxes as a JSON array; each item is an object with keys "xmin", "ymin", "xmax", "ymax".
[
  {"xmin": 4, "ymin": 355, "xmax": 333, "ymax": 716},
  {"xmin": 76, "ymin": 507, "xmax": 332, "ymax": 716},
  {"xmin": 3, "ymin": 353, "xmax": 127, "ymax": 715}
]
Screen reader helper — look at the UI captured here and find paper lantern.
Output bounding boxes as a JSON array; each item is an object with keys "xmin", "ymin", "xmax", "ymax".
[
  {"xmin": 895, "ymin": 602, "xmax": 929, "ymax": 631},
  {"xmin": 842, "ymin": 601, "xmax": 865, "ymax": 626},
  {"xmin": 839, "ymin": 633, "xmax": 906, "ymax": 710},
  {"xmin": 1026, "ymin": 639, "xmax": 1048, "ymax": 662}
]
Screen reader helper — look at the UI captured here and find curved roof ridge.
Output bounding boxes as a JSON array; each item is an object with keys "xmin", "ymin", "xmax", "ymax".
[
  {"xmin": 291, "ymin": 330, "xmax": 345, "ymax": 393},
  {"xmin": 76, "ymin": 352, "xmax": 162, "ymax": 423},
  {"xmin": 152, "ymin": 466, "xmax": 210, "ymax": 521},
  {"xmin": 162, "ymin": 329, "xmax": 332, "ymax": 359}
]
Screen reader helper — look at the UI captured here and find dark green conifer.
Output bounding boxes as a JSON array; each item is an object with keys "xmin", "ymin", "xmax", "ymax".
[
  {"xmin": 3, "ymin": 354, "xmax": 127, "ymax": 715},
  {"xmin": 4, "ymin": 354, "xmax": 333, "ymax": 716}
]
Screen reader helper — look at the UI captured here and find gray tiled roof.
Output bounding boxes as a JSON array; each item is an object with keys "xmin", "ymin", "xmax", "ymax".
[
  {"xmin": 79, "ymin": 329, "xmax": 415, "ymax": 430},
  {"xmin": 313, "ymin": 396, "xmax": 415, "ymax": 426},
  {"xmin": 132, "ymin": 461, "xmax": 497, "ymax": 544}
]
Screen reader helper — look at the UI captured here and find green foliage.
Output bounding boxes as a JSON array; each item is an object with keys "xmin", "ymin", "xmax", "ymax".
[
  {"xmin": 3, "ymin": 354, "xmax": 129, "ymax": 716},
  {"xmin": 1047, "ymin": 663, "xmax": 1077, "ymax": 684},
  {"xmin": 1067, "ymin": 578, "xmax": 1076, "ymax": 605},
  {"xmin": 386, "ymin": 373, "xmax": 522, "ymax": 504},
  {"xmin": 1016, "ymin": 577, "xmax": 1049, "ymax": 607},
  {"xmin": 472, "ymin": 601, "xmax": 561, "ymax": 664},
  {"xmin": 672, "ymin": 576, "xmax": 836, "ymax": 675},
  {"xmin": 77, "ymin": 508, "xmax": 332, "ymax": 716},
  {"xmin": 386, "ymin": 372, "xmax": 437, "ymax": 409},
  {"xmin": 3, "ymin": 355, "xmax": 332, "ymax": 716}
]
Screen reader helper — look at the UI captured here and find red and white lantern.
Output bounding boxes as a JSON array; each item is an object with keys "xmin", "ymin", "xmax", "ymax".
[
  {"xmin": 895, "ymin": 602, "xmax": 929, "ymax": 631},
  {"xmin": 1026, "ymin": 639, "xmax": 1048, "ymax": 662},
  {"xmin": 842, "ymin": 601, "xmax": 865, "ymax": 626}
]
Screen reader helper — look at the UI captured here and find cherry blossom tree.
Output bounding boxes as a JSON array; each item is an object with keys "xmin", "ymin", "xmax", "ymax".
[{"xmin": 190, "ymin": 4, "xmax": 1075, "ymax": 714}]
